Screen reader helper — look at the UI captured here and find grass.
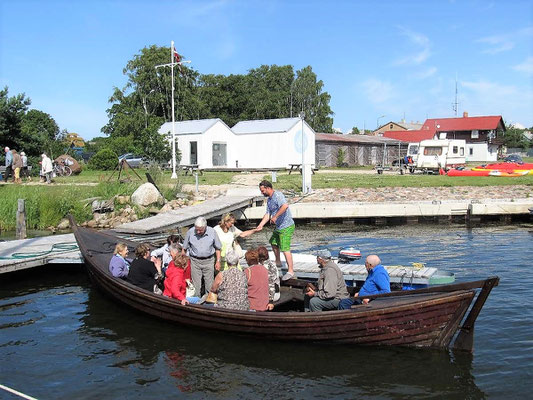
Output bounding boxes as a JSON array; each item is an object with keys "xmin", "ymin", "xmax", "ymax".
[{"xmin": 271, "ymin": 172, "xmax": 533, "ymax": 190}]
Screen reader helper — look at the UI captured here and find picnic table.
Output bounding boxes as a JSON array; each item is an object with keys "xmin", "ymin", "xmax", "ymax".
[
  {"xmin": 288, "ymin": 164, "xmax": 318, "ymax": 175},
  {"xmin": 179, "ymin": 164, "xmax": 203, "ymax": 176}
]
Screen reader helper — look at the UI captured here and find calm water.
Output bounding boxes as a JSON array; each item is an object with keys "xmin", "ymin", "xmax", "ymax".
[{"xmin": 1, "ymin": 223, "xmax": 532, "ymax": 399}]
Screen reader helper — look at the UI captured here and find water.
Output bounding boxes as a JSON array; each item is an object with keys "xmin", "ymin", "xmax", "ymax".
[{"xmin": 1, "ymin": 223, "xmax": 532, "ymax": 399}]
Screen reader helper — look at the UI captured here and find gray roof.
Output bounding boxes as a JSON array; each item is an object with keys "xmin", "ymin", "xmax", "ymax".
[
  {"xmin": 315, "ymin": 133, "xmax": 404, "ymax": 145},
  {"xmin": 232, "ymin": 117, "xmax": 301, "ymax": 134},
  {"xmin": 398, "ymin": 122, "xmax": 424, "ymax": 130},
  {"xmin": 158, "ymin": 119, "xmax": 223, "ymax": 135}
]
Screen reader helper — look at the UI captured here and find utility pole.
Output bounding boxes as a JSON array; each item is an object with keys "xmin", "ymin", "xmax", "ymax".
[
  {"xmin": 452, "ymin": 73, "xmax": 459, "ymax": 117},
  {"xmin": 155, "ymin": 41, "xmax": 191, "ymax": 179}
]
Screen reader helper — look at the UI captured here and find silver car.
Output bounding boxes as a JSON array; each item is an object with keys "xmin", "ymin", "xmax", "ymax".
[{"xmin": 118, "ymin": 153, "xmax": 145, "ymax": 168}]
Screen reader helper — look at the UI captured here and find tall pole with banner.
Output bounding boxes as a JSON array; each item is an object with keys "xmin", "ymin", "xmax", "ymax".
[{"xmin": 155, "ymin": 41, "xmax": 191, "ymax": 179}]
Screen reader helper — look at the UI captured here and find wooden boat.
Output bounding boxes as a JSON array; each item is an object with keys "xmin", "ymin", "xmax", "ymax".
[{"xmin": 70, "ymin": 217, "xmax": 498, "ymax": 351}]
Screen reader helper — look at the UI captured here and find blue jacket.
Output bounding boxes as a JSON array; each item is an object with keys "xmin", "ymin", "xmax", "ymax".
[
  {"xmin": 359, "ymin": 264, "xmax": 391, "ymax": 296},
  {"xmin": 5, "ymin": 150, "xmax": 12, "ymax": 167}
]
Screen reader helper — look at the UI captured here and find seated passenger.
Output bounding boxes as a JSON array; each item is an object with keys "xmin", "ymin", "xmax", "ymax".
[
  {"xmin": 109, "ymin": 243, "xmax": 130, "ymax": 278},
  {"xmin": 304, "ymin": 249, "xmax": 349, "ymax": 312},
  {"xmin": 127, "ymin": 243, "xmax": 163, "ymax": 293},
  {"xmin": 163, "ymin": 247, "xmax": 201, "ymax": 305},
  {"xmin": 151, "ymin": 234, "xmax": 181, "ymax": 273},
  {"xmin": 338, "ymin": 254, "xmax": 390, "ymax": 309},
  {"xmin": 244, "ymin": 249, "xmax": 270, "ymax": 311},
  {"xmin": 210, "ymin": 250, "xmax": 249, "ymax": 311},
  {"xmin": 257, "ymin": 246, "xmax": 280, "ymax": 310}
]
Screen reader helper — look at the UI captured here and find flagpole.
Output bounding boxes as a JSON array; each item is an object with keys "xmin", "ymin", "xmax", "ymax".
[
  {"xmin": 170, "ymin": 40, "xmax": 177, "ymax": 179},
  {"xmin": 155, "ymin": 41, "xmax": 191, "ymax": 180}
]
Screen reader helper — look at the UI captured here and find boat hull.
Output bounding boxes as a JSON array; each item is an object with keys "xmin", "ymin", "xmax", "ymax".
[{"xmin": 72, "ymin": 222, "xmax": 494, "ymax": 350}]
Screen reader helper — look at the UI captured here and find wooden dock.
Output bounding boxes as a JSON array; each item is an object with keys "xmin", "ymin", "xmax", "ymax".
[
  {"xmin": 114, "ymin": 194, "xmax": 263, "ymax": 234},
  {"xmin": 0, "ymin": 234, "xmax": 82, "ymax": 274}
]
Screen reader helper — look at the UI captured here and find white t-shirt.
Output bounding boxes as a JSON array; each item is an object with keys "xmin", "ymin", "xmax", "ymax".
[{"xmin": 214, "ymin": 224, "xmax": 242, "ymax": 259}]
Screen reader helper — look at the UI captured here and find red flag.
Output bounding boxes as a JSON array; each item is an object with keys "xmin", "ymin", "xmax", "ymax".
[{"xmin": 173, "ymin": 49, "xmax": 181, "ymax": 64}]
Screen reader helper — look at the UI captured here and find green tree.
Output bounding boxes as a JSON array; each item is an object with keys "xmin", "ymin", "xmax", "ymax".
[
  {"xmin": 20, "ymin": 109, "xmax": 60, "ymax": 156},
  {"xmin": 292, "ymin": 66, "xmax": 334, "ymax": 133},
  {"xmin": 350, "ymin": 126, "xmax": 360, "ymax": 135},
  {"xmin": 504, "ymin": 126, "xmax": 529, "ymax": 149},
  {"xmin": 336, "ymin": 147, "xmax": 346, "ymax": 167},
  {"xmin": 88, "ymin": 148, "xmax": 118, "ymax": 170},
  {"xmin": 0, "ymin": 86, "xmax": 31, "ymax": 150}
]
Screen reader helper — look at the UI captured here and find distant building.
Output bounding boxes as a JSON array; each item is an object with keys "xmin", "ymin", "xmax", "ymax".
[
  {"xmin": 383, "ymin": 112, "xmax": 506, "ymax": 162},
  {"xmin": 315, "ymin": 133, "xmax": 406, "ymax": 167},
  {"xmin": 159, "ymin": 117, "xmax": 315, "ymax": 169},
  {"xmin": 372, "ymin": 119, "xmax": 424, "ymax": 136}
]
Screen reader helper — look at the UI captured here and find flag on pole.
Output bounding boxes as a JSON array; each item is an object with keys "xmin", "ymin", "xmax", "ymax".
[{"xmin": 173, "ymin": 46, "xmax": 182, "ymax": 73}]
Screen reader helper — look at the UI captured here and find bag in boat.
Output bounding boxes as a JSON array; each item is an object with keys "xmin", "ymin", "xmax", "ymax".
[{"xmin": 185, "ymin": 279, "xmax": 196, "ymax": 298}]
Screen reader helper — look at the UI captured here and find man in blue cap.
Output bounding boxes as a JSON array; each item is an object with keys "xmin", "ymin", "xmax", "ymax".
[{"xmin": 304, "ymin": 249, "xmax": 349, "ymax": 312}]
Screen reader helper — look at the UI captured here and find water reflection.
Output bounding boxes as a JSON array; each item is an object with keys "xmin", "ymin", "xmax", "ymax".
[{"xmin": 78, "ymin": 288, "xmax": 486, "ymax": 399}]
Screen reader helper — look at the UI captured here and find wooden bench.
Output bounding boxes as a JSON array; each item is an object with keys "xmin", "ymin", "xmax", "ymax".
[
  {"xmin": 287, "ymin": 164, "xmax": 318, "ymax": 175},
  {"xmin": 179, "ymin": 164, "xmax": 203, "ymax": 176}
]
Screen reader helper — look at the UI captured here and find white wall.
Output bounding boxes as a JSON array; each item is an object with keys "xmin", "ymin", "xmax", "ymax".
[
  {"xmin": 167, "ymin": 119, "xmax": 316, "ymax": 169},
  {"xmin": 465, "ymin": 143, "xmax": 498, "ymax": 162}
]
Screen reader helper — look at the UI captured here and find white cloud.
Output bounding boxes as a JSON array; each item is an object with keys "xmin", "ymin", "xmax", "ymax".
[
  {"xmin": 361, "ymin": 79, "xmax": 396, "ymax": 104},
  {"xmin": 414, "ymin": 67, "xmax": 438, "ymax": 79},
  {"xmin": 475, "ymin": 26, "xmax": 533, "ymax": 54},
  {"xmin": 393, "ymin": 26, "xmax": 431, "ymax": 66},
  {"xmin": 513, "ymin": 56, "xmax": 533, "ymax": 75}
]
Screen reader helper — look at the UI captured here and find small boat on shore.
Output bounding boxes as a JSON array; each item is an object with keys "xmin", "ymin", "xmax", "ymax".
[
  {"xmin": 447, "ymin": 169, "xmax": 491, "ymax": 177},
  {"xmin": 70, "ymin": 216, "xmax": 498, "ymax": 351}
]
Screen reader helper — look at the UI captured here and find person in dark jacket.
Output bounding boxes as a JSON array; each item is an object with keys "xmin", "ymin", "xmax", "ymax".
[{"xmin": 127, "ymin": 243, "xmax": 162, "ymax": 292}]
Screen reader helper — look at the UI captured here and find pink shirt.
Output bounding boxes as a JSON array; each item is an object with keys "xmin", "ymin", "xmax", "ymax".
[{"xmin": 245, "ymin": 264, "xmax": 269, "ymax": 311}]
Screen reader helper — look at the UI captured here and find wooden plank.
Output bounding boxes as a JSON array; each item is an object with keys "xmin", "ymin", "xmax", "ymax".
[{"xmin": 114, "ymin": 195, "xmax": 263, "ymax": 234}]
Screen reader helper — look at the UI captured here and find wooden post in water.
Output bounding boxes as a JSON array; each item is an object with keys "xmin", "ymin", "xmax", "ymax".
[{"xmin": 16, "ymin": 199, "xmax": 27, "ymax": 239}]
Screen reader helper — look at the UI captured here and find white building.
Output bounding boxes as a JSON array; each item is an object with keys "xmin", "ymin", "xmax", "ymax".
[{"xmin": 159, "ymin": 117, "xmax": 316, "ymax": 169}]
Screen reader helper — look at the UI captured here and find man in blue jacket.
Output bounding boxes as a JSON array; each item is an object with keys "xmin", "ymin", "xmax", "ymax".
[
  {"xmin": 4, "ymin": 146, "xmax": 13, "ymax": 182},
  {"xmin": 338, "ymin": 254, "xmax": 390, "ymax": 309}
]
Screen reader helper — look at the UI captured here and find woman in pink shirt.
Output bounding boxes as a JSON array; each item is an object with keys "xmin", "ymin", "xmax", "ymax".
[{"xmin": 244, "ymin": 249, "xmax": 270, "ymax": 311}]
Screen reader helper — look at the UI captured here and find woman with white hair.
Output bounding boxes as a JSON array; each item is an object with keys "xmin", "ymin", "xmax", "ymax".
[
  {"xmin": 209, "ymin": 250, "xmax": 249, "ymax": 311},
  {"xmin": 214, "ymin": 213, "xmax": 257, "ymax": 270},
  {"xmin": 41, "ymin": 153, "xmax": 53, "ymax": 184}
]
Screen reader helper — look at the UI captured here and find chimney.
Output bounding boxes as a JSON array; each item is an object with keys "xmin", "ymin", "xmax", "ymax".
[{"xmin": 463, "ymin": 111, "xmax": 468, "ymax": 118}]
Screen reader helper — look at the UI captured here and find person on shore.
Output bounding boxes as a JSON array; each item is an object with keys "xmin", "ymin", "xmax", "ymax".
[
  {"xmin": 255, "ymin": 180, "xmax": 296, "ymax": 281},
  {"xmin": 151, "ymin": 234, "xmax": 181, "ymax": 274},
  {"xmin": 41, "ymin": 153, "xmax": 53, "ymax": 184},
  {"xmin": 257, "ymin": 246, "xmax": 280, "ymax": 310},
  {"xmin": 182, "ymin": 217, "xmax": 222, "ymax": 297},
  {"xmin": 210, "ymin": 250, "xmax": 249, "ymax": 311},
  {"xmin": 20, "ymin": 152, "xmax": 30, "ymax": 181},
  {"xmin": 4, "ymin": 147, "xmax": 13, "ymax": 182},
  {"xmin": 11, "ymin": 150, "xmax": 23, "ymax": 184},
  {"xmin": 244, "ymin": 248, "xmax": 270, "ymax": 311},
  {"xmin": 109, "ymin": 243, "xmax": 130, "ymax": 278},
  {"xmin": 304, "ymin": 249, "xmax": 349, "ymax": 312},
  {"xmin": 214, "ymin": 213, "xmax": 256, "ymax": 270},
  {"xmin": 338, "ymin": 255, "xmax": 390, "ymax": 309},
  {"xmin": 127, "ymin": 243, "xmax": 163, "ymax": 293},
  {"xmin": 163, "ymin": 248, "xmax": 201, "ymax": 305}
]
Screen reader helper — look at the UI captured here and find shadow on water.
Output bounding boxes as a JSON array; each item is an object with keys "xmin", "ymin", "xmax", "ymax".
[{"xmin": 78, "ymin": 286, "xmax": 487, "ymax": 399}]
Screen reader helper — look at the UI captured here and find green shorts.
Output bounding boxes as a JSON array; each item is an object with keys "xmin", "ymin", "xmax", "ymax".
[{"xmin": 269, "ymin": 224, "xmax": 295, "ymax": 252}]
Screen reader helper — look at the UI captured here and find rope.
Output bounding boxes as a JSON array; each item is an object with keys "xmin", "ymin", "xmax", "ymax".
[
  {"xmin": 0, "ymin": 383, "xmax": 38, "ymax": 400},
  {"xmin": 0, "ymin": 242, "xmax": 78, "ymax": 260}
]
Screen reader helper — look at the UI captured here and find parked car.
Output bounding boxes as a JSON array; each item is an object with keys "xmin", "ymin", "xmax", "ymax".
[
  {"xmin": 118, "ymin": 153, "xmax": 145, "ymax": 168},
  {"xmin": 504, "ymin": 154, "xmax": 523, "ymax": 163}
]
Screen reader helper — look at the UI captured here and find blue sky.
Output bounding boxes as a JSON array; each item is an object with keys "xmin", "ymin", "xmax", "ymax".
[{"xmin": 1, "ymin": 0, "xmax": 532, "ymax": 140}]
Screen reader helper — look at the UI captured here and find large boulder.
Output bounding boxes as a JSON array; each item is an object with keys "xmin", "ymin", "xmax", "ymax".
[
  {"xmin": 131, "ymin": 183, "xmax": 164, "ymax": 206},
  {"xmin": 54, "ymin": 154, "xmax": 82, "ymax": 174}
]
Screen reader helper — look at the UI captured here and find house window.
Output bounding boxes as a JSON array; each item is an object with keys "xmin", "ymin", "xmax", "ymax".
[
  {"xmin": 389, "ymin": 124, "xmax": 393, "ymax": 129},
  {"xmin": 452, "ymin": 146, "xmax": 458, "ymax": 154},
  {"xmin": 471, "ymin": 130, "xmax": 479, "ymax": 139},
  {"xmin": 212, "ymin": 142, "xmax": 227, "ymax": 166},
  {"xmin": 460, "ymin": 147, "xmax": 464, "ymax": 156},
  {"xmin": 190, "ymin": 142, "xmax": 198, "ymax": 164},
  {"xmin": 424, "ymin": 147, "xmax": 442, "ymax": 156},
  {"xmin": 469, "ymin": 147, "xmax": 473, "ymax": 156}
]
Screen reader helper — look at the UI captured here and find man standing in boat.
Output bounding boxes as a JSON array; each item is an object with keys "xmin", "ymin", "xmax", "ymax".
[
  {"xmin": 304, "ymin": 249, "xmax": 349, "ymax": 312},
  {"xmin": 182, "ymin": 217, "xmax": 222, "ymax": 297},
  {"xmin": 255, "ymin": 180, "xmax": 296, "ymax": 281},
  {"xmin": 338, "ymin": 254, "xmax": 390, "ymax": 309}
]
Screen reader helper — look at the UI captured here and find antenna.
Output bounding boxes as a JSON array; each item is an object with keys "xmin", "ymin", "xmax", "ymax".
[{"xmin": 452, "ymin": 73, "xmax": 459, "ymax": 117}]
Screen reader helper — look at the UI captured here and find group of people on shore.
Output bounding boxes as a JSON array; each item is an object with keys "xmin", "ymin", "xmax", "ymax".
[
  {"xmin": 3, "ymin": 146, "xmax": 55, "ymax": 184},
  {"xmin": 107, "ymin": 178, "xmax": 391, "ymax": 312},
  {"xmin": 3, "ymin": 146, "xmax": 30, "ymax": 183}
]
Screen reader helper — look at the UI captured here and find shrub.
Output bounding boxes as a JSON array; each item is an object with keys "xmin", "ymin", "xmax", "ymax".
[{"xmin": 88, "ymin": 148, "xmax": 118, "ymax": 170}]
